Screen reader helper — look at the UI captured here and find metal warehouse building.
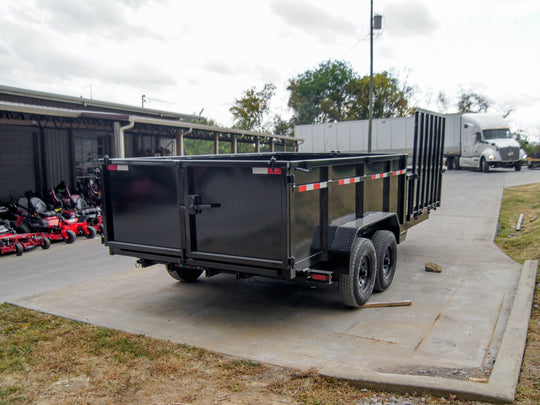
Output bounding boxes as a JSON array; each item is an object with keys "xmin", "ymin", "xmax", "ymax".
[{"xmin": 0, "ymin": 85, "xmax": 299, "ymax": 201}]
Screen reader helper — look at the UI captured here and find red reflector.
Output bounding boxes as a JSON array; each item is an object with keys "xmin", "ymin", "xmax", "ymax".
[
  {"xmin": 107, "ymin": 164, "xmax": 118, "ymax": 171},
  {"xmin": 311, "ymin": 273, "xmax": 328, "ymax": 282},
  {"xmin": 267, "ymin": 168, "xmax": 282, "ymax": 175},
  {"xmin": 252, "ymin": 167, "xmax": 282, "ymax": 175}
]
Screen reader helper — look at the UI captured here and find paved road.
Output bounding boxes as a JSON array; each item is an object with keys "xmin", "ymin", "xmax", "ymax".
[{"xmin": 1, "ymin": 167, "xmax": 539, "ymax": 392}]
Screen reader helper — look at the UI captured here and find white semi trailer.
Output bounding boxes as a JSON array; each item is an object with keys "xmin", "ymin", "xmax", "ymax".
[{"xmin": 296, "ymin": 112, "xmax": 523, "ymax": 172}]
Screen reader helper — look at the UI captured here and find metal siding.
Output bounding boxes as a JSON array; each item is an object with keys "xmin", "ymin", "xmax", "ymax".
[
  {"xmin": 44, "ymin": 128, "xmax": 71, "ymax": 189},
  {"xmin": 0, "ymin": 125, "xmax": 36, "ymax": 200},
  {"xmin": 124, "ymin": 133, "xmax": 135, "ymax": 157}
]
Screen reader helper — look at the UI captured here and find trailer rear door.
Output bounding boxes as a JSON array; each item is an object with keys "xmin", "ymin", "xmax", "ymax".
[
  {"xmin": 106, "ymin": 162, "xmax": 182, "ymax": 252},
  {"xmin": 184, "ymin": 163, "xmax": 285, "ymax": 265}
]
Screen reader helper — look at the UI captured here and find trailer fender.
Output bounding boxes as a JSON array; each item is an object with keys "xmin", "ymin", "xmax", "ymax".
[{"xmin": 329, "ymin": 212, "xmax": 400, "ymax": 256}]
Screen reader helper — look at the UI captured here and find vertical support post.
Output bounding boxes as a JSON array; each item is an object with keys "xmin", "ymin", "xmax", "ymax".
[
  {"xmin": 383, "ymin": 160, "xmax": 390, "ymax": 212},
  {"xmin": 176, "ymin": 129, "xmax": 184, "ymax": 156},
  {"xmin": 231, "ymin": 134, "xmax": 237, "ymax": 154},
  {"xmin": 368, "ymin": 0, "xmax": 374, "ymax": 153},
  {"xmin": 255, "ymin": 137, "xmax": 261, "ymax": 153},
  {"xmin": 214, "ymin": 133, "xmax": 219, "ymax": 155},
  {"xmin": 270, "ymin": 139, "xmax": 275, "ymax": 152},
  {"xmin": 68, "ymin": 128, "xmax": 75, "ymax": 190},
  {"xmin": 320, "ymin": 166, "xmax": 329, "ymax": 261},
  {"xmin": 355, "ymin": 163, "xmax": 365, "ymax": 218}
]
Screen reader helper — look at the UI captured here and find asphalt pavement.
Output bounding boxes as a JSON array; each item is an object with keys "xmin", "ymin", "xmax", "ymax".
[{"xmin": 1, "ymin": 167, "xmax": 539, "ymax": 402}]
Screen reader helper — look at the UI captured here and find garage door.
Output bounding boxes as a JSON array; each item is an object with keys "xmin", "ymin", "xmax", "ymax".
[{"xmin": 0, "ymin": 125, "xmax": 36, "ymax": 201}]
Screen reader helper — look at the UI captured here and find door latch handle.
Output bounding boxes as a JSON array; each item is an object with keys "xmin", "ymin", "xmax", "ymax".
[{"xmin": 181, "ymin": 195, "xmax": 221, "ymax": 214}]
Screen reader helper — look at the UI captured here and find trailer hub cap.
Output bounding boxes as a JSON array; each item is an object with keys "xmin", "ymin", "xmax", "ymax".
[
  {"xmin": 383, "ymin": 247, "xmax": 393, "ymax": 276},
  {"xmin": 357, "ymin": 256, "xmax": 371, "ymax": 292}
]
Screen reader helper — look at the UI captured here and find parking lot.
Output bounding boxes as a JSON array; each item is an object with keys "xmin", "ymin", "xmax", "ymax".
[{"xmin": 1, "ymin": 168, "xmax": 539, "ymax": 402}]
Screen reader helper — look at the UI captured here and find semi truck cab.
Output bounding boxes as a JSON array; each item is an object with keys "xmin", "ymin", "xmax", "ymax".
[{"xmin": 459, "ymin": 113, "xmax": 522, "ymax": 172}]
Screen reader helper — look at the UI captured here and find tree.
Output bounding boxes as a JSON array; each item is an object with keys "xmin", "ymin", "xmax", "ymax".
[
  {"xmin": 287, "ymin": 60, "xmax": 413, "ymax": 125},
  {"xmin": 346, "ymin": 72, "xmax": 413, "ymax": 120},
  {"xmin": 272, "ymin": 115, "xmax": 293, "ymax": 137},
  {"xmin": 287, "ymin": 60, "xmax": 356, "ymax": 124},
  {"xmin": 457, "ymin": 90, "xmax": 490, "ymax": 113},
  {"xmin": 437, "ymin": 91, "xmax": 450, "ymax": 113},
  {"xmin": 229, "ymin": 83, "xmax": 276, "ymax": 132}
]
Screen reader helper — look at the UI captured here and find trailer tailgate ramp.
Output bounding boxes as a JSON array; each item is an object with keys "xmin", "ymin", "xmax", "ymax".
[{"xmin": 407, "ymin": 110, "xmax": 445, "ymax": 221}]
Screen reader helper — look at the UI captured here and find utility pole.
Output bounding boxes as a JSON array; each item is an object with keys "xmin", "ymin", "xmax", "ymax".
[{"xmin": 368, "ymin": 1, "xmax": 382, "ymax": 152}]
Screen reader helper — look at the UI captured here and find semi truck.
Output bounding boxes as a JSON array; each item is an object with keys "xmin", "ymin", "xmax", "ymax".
[
  {"xmin": 100, "ymin": 111, "xmax": 445, "ymax": 308},
  {"xmin": 296, "ymin": 112, "xmax": 523, "ymax": 172}
]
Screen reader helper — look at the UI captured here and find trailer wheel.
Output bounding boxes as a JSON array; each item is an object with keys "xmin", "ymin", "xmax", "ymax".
[
  {"xmin": 372, "ymin": 230, "xmax": 397, "ymax": 292},
  {"xmin": 15, "ymin": 243, "xmax": 24, "ymax": 256},
  {"xmin": 167, "ymin": 265, "xmax": 203, "ymax": 282},
  {"xmin": 339, "ymin": 237, "xmax": 376, "ymax": 308},
  {"xmin": 63, "ymin": 230, "xmax": 77, "ymax": 244},
  {"xmin": 514, "ymin": 163, "xmax": 521, "ymax": 171},
  {"xmin": 41, "ymin": 238, "xmax": 51, "ymax": 250},
  {"xmin": 480, "ymin": 157, "xmax": 489, "ymax": 173},
  {"xmin": 85, "ymin": 226, "xmax": 97, "ymax": 239}
]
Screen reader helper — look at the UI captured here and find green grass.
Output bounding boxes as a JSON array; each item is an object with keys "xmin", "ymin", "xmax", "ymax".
[
  {"xmin": 495, "ymin": 183, "xmax": 540, "ymax": 264},
  {"xmin": 495, "ymin": 182, "xmax": 540, "ymax": 405}
]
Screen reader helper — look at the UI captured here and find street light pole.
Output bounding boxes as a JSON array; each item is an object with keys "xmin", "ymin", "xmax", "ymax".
[
  {"xmin": 368, "ymin": 2, "xmax": 382, "ymax": 153},
  {"xmin": 368, "ymin": 0, "xmax": 374, "ymax": 153}
]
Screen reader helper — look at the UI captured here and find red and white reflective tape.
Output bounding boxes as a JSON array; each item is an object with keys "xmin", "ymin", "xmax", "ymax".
[
  {"xmin": 371, "ymin": 172, "xmax": 389, "ymax": 180},
  {"xmin": 252, "ymin": 167, "xmax": 282, "ymax": 175},
  {"xmin": 296, "ymin": 168, "xmax": 407, "ymax": 192},
  {"xmin": 338, "ymin": 177, "xmax": 362, "ymax": 185},
  {"xmin": 107, "ymin": 164, "xmax": 129, "ymax": 171},
  {"xmin": 298, "ymin": 181, "xmax": 328, "ymax": 193}
]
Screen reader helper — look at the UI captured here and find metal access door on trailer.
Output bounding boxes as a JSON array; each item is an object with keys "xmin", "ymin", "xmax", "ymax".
[{"xmin": 182, "ymin": 161, "xmax": 288, "ymax": 270}]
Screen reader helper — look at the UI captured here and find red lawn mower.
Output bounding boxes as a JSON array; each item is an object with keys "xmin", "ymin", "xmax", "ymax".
[
  {"xmin": 9, "ymin": 193, "xmax": 94, "ymax": 243},
  {"xmin": 0, "ymin": 210, "xmax": 51, "ymax": 256},
  {"xmin": 50, "ymin": 183, "xmax": 101, "ymax": 235}
]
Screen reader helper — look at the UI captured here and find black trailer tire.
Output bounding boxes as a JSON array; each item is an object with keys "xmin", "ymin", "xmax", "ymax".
[
  {"xmin": 480, "ymin": 157, "xmax": 489, "ymax": 173},
  {"xmin": 85, "ymin": 226, "xmax": 97, "ymax": 239},
  {"xmin": 167, "ymin": 267, "xmax": 203, "ymax": 282},
  {"xmin": 15, "ymin": 243, "xmax": 24, "ymax": 256},
  {"xmin": 372, "ymin": 230, "xmax": 397, "ymax": 292},
  {"xmin": 41, "ymin": 237, "xmax": 51, "ymax": 250},
  {"xmin": 63, "ymin": 230, "xmax": 77, "ymax": 244},
  {"xmin": 339, "ymin": 237, "xmax": 376, "ymax": 308}
]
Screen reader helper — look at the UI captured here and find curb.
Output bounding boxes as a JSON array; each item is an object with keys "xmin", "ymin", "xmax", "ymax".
[{"xmin": 320, "ymin": 260, "xmax": 538, "ymax": 403}]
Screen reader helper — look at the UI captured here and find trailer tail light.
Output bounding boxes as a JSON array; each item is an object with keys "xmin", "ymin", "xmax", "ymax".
[
  {"xmin": 252, "ymin": 167, "xmax": 282, "ymax": 175},
  {"xmin": 309, "ymin": 271, "xmax": 334, "ymax": 283},
  {"xmin": 107, "ymin": 164, "xmax": 129, "ymax": 171},
  {"xmin": 311, "ymin": 273, "xmax": 328, "ymax": 282}
]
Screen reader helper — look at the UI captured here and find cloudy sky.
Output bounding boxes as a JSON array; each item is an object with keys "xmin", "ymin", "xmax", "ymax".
[{"xmin": 1, "ymin": 0, "xmax": 539, "ymax": 141}]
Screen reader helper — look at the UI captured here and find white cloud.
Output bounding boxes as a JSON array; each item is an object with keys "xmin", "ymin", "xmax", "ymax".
[
  {"xmin": 270, "ymin": 0, "xmax": 357, "ymax": 43},
  {"xmin": 382, "ymin": 1, "xmax": 438, "ymax": 37}
]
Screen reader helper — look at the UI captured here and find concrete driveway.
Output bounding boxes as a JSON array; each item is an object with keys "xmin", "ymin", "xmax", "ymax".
[{"xmin": 3, "ymin": 168, "xmax": 539, "ymax": 402}]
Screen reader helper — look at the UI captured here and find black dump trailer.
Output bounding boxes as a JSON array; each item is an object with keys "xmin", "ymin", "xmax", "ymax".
[{"xmin": 101, "ymin": 110, "xmax": 445, "ymax": 307}]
